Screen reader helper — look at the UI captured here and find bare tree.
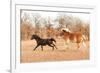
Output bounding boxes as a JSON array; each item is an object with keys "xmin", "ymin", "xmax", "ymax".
[
  {"xmin": 21, "ymin": 22, "xmax": 33, "ymax": 40},
  {"xmin": 21, "ymin": 12, "xmax": 33, "ymax": 40},
  {"xmin": 32, "ymin": 13, "xmax": 41, "ymax": 36}
]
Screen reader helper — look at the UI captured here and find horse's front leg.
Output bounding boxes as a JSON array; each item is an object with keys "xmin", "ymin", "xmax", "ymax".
[
  {"xmin": 33, "ymin": 44, "xmax": 39, "ymax": 51},
  {"xmin": 52, "ymin": 43, "xmax": 58, "ymax": 49},
  {"xmin": 41, "ymin": 46, "xmax": 43, "ymax": 51},
  {"xmin": 64, "ymin": 38, "xmax": 69, "ymax": 49},
  {"xmin": 48, "ymin": 44, "xmax": 54, "ymax": 51},
  {"xmin": 77, "ymin": 43, "xmax": 80, "ymax": 50}
]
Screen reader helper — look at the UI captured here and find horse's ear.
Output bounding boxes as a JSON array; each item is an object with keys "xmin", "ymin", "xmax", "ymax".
[
  {"xmin": 62, "ymin": 30, "xmax": 66, "ymax": 32},
  {"xmin": 32, "ymin": 34, "xmax": 35, "ymax": 36}
]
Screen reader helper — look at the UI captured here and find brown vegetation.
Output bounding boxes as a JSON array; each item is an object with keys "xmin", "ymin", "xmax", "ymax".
[{"xmin": 21, "ymin": 14, "xmax": 90, "ymax": 40}]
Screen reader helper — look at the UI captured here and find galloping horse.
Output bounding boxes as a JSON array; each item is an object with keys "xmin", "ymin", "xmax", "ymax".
[
  {"xmin": 61, "ymin": 28, "xmax": 86, "ymax": 49},
  {"xmin": 31, "ymin": 34, "xmax": 58, "ymax": 51}
]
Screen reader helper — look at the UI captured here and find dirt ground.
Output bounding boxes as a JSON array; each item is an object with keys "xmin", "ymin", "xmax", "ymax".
[{"xmin": 20, "ymin": 38, "xmax": 89, "ymax": 63}]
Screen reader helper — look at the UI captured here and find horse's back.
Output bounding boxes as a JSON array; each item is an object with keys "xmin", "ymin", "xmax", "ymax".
[{"xmin": 63, "ymin": 31, "xmax": 83, "ymax": 43}]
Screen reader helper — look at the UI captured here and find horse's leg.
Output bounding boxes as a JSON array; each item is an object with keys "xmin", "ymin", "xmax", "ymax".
[
  {"xmin": 33, "ymin": 44, "xmax": 39, "ymax": 51},
  {"xmin": 52, "ymin": 43, "xmax": 58, "ymax": 49},
  {"xmin": 48, "ymin": 44, "xmax": 54, "ymax": 51},
  {"xmin": 64, "ymin": 38, "xmax": 69, "ymax": 49},
  {"xmin": 77, "ymin": 43, "xmax": 80, "ymax": 50},
  {"xmin": 41, "ymin": 46, "xmax": 43, "ymax": 51}
]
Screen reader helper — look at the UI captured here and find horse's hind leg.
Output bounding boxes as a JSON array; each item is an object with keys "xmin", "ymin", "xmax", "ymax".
[{"xmin": 33, "ymin": 44, "xmax": 39, "ymax": 51}]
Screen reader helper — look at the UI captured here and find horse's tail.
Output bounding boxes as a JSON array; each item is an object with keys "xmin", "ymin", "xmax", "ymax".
[
  {"xmin": 50, "ymin": 38, "xmax": 56, "ymax": 43},
  {"xmin": 82, "ymin": 35, "xmax": 86, "ymax": 41},
  {"xmin": 82, "ymin": 35, "xmax": 87, "ymax": 47}
]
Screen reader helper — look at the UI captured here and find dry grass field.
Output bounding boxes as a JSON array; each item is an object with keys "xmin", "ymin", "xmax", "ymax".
[{"xmin": 20, "ymin": 38, "xmax": 89, "ymax": 63}]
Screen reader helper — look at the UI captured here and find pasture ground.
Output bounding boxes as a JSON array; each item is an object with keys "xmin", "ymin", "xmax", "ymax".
[{"xmin": 20, "ymin": 38, "xmax": 89, "ymax": 63}]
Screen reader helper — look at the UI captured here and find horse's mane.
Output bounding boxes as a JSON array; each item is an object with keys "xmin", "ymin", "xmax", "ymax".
[{"xmin": 32, "ymin": 34, "xmax": 41, "ymax": 39}]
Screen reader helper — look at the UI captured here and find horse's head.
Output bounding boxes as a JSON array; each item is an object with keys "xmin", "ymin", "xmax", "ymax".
[
  {"xmin": 31, "ymin": 35, "xmax": 35, "ymax": 40},
  {"xmin": 61, "ymin": 28, "xmax": 71, "ymax": 33},
  {"xmin": 60, "ymin": 29, "xmax": 70, "ymax": 37},
  {"xmin": 31, "ymin": 34, "xmax": 40, "ymax": 40}
]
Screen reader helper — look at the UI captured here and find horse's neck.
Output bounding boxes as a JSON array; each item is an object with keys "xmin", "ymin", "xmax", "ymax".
[
  {"xmin": 35, "ymin": 37, "xmax": 41, "ymax": 43},
  {"xmin": 64, "ymin": 32, "xmax": 69, "ymax": 35}
]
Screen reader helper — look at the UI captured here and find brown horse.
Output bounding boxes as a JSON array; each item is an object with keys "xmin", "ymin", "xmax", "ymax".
[{"xmin": 61, "ymin": 28, "xmax": 86, "ymax": 49}]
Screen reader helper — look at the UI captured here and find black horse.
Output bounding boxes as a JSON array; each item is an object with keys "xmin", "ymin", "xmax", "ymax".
[{"xmin": 31, "ymin": 34, "xmax": 58, "ymax": 51}]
